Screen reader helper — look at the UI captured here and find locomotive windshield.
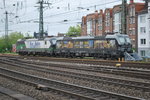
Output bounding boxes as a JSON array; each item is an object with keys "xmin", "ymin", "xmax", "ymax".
[
  {"xmin": 118, "ymin": 37, "xmax": 125, "ymax": 44},
  {"xmin": 125, "ymin": 37, "xmax": 131, "ymax": 43},
  {"xmin": 118, "ymin": 36, "xmax": 131, "ymax": 45}
]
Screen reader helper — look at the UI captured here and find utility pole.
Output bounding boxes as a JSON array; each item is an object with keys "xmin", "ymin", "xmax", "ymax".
[
  {"xmin": 4, "ymin": 11, "xmax": 14, "ymax": 51},
  {"xmin": 121, "ymin": 0, "xmax": 127, "ymax": 34},
  {"xmin": 36, "ymin": 0, "xmax": 51, "ymax": 38},
  {"xmin": 5, "ymin": 11, "xmax": 8, "ymax": 40},
  {"xmin": 4, "ymin": 11, "xmax": 9, "ymax": 51}
]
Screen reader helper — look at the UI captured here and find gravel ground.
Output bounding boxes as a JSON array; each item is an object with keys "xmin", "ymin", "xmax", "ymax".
[
  {"xmin": 0, "ymin": 76, "xmax": 68, "ymax": 100},
  {"xmin": 0, "ymin": 93, "xmax": 15, "ymax": 100},
  {"xmin": 0, "ymin": 62, "xmax": 150, "ymax": 100}
]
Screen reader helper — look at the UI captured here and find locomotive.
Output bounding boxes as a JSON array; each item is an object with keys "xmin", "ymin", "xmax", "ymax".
[{"xmin": 16, "ymin": 34, "xmax": 133, "ymax": 60}]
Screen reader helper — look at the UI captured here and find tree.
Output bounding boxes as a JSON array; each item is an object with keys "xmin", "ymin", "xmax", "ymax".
[
  {"xmin": 66, "ymin": 25, "xmax": 81, "ymax": 37},
  {"xmin": 0, "ymin": 32, "xmax": 24, "ymax": 52}
]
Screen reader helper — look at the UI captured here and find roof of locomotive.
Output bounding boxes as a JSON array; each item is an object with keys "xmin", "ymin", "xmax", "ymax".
[
  {"xmin": 17, "ymin": 37, "xmax": 58, "ymax": 42},
  {"xmin": 56, "ymin": 36, "xmax": 95, "ymax": 41},
  {"xmin": 72, "ymin": 36, "xmax": 94, "ymax": 40},
  {"xmin": 56, "ymin": 36, "xmax": 108, "ymax": 41},
  {"xmin": 106, "ymin": 33, "xmax": 129, "ymax": 39},
  {"xmin": 55, "ymin": 34, "xmax": 130, "ymax": 41}
]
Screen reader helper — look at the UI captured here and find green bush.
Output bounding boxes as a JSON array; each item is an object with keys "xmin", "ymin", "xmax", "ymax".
[{"xmin": 0, "ymin": 32, "xmax": 24, "ymax": 53}]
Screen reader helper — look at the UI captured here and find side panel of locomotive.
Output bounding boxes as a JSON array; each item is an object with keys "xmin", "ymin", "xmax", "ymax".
[
  {"xmin": 93, "ymin": 38, "xmax": 118, "ymax": 59},
  {"xmin": 16, "ymin": 38, "xmax": 56, "ymax": 56},
  {"xmin": 55, "ymin": 36, "xmax": 118, "ymax": 58},
  {"xmin": 55, "ymin": 34, "xmax": 132, "ymax": 59}
]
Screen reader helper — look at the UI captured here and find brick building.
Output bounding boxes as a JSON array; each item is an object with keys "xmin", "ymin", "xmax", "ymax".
[
  {"xmin": 81, "ymin": 0, "xmax": 146, "ymax": 50},
  {"xmin": 82, "ymin": 11, "xmax": 99, "ymax": 36},
  {"xmin": 127, "ymin": 0, "xmax": 145, "ymax": 49}
]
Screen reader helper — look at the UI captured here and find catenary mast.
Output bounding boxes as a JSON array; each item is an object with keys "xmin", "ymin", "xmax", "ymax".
[
  {"xmin": 121, "ymin": 0, "xmax": 127, "ymax": 34},
  {"xmin": 36, "ymin": 0, "xmax": 51, "ymax": 38},
  {"xmin": 38, "ymin": 0, "xmax": 44, "ymax": 38}
]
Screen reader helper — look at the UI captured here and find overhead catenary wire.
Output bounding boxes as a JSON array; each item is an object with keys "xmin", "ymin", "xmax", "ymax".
[
  {"xmin": 1, "ymin": 0, "xmax": 121, "ymax": 24},
  {"xmin": 15, "ymin": 0, "xmax": 121, "ymax": 23},
  {"xmin": 0, "ymin": 0, "xmax": 122, "ymax": 35}
]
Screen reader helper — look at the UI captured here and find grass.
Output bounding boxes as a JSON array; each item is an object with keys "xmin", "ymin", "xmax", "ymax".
[{"xmin": 0, "ymin": 52, "xmax": 18, "ymax": 55}]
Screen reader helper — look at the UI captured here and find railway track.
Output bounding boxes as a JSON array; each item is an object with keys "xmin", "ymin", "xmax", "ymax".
[
  {"xmin": 0, "ymin": 86, "xmax": 35, "ymax": 100},
  {"xmin": 0, "ymin": 55, "xmax": 150, "ymax": 69},
  {"xmin": 4, "ymin": 57, "xmax": 150, "ymax": 80},
  {"xmin": 0, "ymin": 66, "xmax": 145, "ymax": 100},
  {"xmin": 0, "ymin": 93, "xmax": 15, "ymax": 100},
  {"xmin": 23, "ymin": 56, "xmax": 150, "ymax": 69},
  {"xmin": 0, "ymin": 57, "xmax": 150, "ymax": 92}
]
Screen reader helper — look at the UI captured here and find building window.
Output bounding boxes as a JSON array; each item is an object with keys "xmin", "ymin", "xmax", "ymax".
[
  {"xmin": 98, "ymin": 18, "xmax": 103, "ymax": 30},
  {"xmin": 149, "ymin": 31, "xmax": 150, "ymax": 39},
  {"xmin": 100, "ymin": 26, "xmax": 102, "ymax": 30},
  {"xmin": 140, "ymin": 27, "xmax": 146, "ymax": 34},
  {"xmin": 130, "ymin": 7, "xmax": 135, "ymax": 17},
  {"xmin": 133, "ymin": 7, "xmax": 135, "ymax": 16},
  {"xmin": 113, "ymin": 12, "xmax": 121, "ymax": 33},
  {"xmin": 140, "ymin": 15, "xmax": 146, "ymax": 23},
  {"xmin": 149, "ymin": 20, "xmax": 150, "ymax": 29},
  {"xmin": 132, "ymin": 28, "xmax": 135, "ymax": 34},
  {"xmin": 129, "ymin": 28, "xmax": 135, "ymax": 35},
  {"xmin": 105, "ymin": 12, "xmax": 110, "ymax": 26},
  {"xmin": 105, "ymin": 30, "xmax": 109, "ymax": 33},
  {"xmin": 98, "ymin": 17, "xmax": 102, "ymax": 24},
  {"xmin": 130, "ymin": 18, "xmax": 135, "ymax": 24},
  {"xmin": 149, "ymin": 9, "xmax": 150, "ymax": 18},
  {"xmin": 141, "ymin": 39, "xmax": 146, "ymax": 45},
  {"xmin": 105, "ymin": 21, "xmax": 110, "ymax": 26},
  {"xmin": 87, "ymin": 20, "xmax": 93, "ymax": 36},
  {"xmin": 141, "ymin": 50, "xmax": 145, "ymax": 57},
  {"xmin": 98, "ymin": 25, "xmax": 102, "ymax": 31}
]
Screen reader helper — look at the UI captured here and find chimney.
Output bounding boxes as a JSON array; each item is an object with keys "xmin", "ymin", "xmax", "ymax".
[
  {"xmin": 100, "ymin": 9, "xmax": 103, "ymax": 13},
  {"xmin": 130, "ymin": 0, "xmax": 134, "ymax": 4}
]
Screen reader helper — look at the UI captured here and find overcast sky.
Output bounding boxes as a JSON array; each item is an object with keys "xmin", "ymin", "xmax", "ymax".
[{"xmin": 0, "ymin": 0, "xmax": 144, "ymax": 37}]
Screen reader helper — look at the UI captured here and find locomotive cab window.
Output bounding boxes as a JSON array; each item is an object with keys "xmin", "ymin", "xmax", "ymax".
[
  {"xmin": 118, "ymin": 37, "xmax": 125, "ymax": 44},
  {"xmin": 125, "ymin": 37, "xmax": 131, "ymax": 43},
  {"xmin": 56, "ymin": 41, "xmax": 62, "ymax": 48}
]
